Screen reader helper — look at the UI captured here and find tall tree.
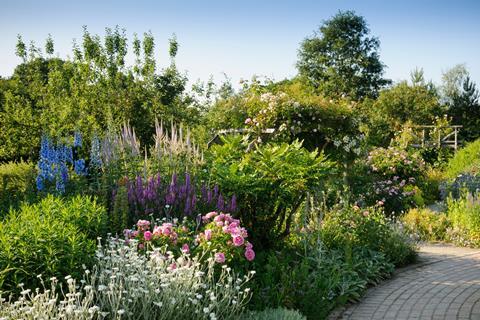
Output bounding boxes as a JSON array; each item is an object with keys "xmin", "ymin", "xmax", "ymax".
[
  {"xmin": 441, "ymin": 64, "xmax": 469, "ymax": 105},
  {"xmin": 297, "ymin": 10, "xmax": 390, "ymax": 100},
  {"xmin": 450, "ymin": 76, "xmax": 480, "ymax": 141}
]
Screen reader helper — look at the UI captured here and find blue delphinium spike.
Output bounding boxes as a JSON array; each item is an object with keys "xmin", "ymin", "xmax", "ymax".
[
  {"xmin": 74, "ymin": 159, "xmax": 86, "ymax": 176},
  {"xmin": 89, "ymin": 135, "xmax": 103, "ymax": 169},
  {"xmin": 73, "ymin": 131, "xmax": 82, "ymax": 148}
]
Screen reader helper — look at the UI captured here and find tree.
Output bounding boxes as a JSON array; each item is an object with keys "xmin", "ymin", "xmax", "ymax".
[
  {"xmin": 441, "ymin": 64, "xmax": 468, "ymax": 104},
  {"xmin": 297, "ymin": 11, "xmax": 390, "ymax": 100},
  {"xmin": 362, "ymin": 80, "xmax": 443, "ymax": 146},
  {"xmin": 449, "ymin": 76, "xmax": 480, "ymax": 141},
  {"xmin": 0, "ymin": 28, "xmax": 198, "ymax": 161}
]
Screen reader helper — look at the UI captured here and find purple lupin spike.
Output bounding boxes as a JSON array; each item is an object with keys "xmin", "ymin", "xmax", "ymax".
[
  {"xmin": 230, "ymin": 194, "xmax": 237, "ymax": 212},
  {"xmin": 217, "ymin": 194, "xmax": 224, "ymax": 212}
]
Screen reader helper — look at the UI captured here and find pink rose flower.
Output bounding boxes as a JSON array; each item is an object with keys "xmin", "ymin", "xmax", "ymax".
[
  {"xmin": 181, "ymin": 243, "xmax": 190, "ymax": 253},
  {"xmin": 232, "ymin": 235, "xmax": 244, "ymax": 247},
  {"xmin": 215, "ymin": 252, "xmax": 226, "ymax": 263},
  {"xmin": 246, "ymin": 241, "xmax": 253, "ymax": 250},
  {"xmin": 245, "ymin": 118, "xmax": 252, "ymax": 125},
  {"xmin": 204, "ymin": 229, "xmax": 212, "ymax": 241},
  {"xmin": 162, "ymin": 227, "xmax": 171, "ymax": 236},
  {"xmin": 203, "ymin": 211, "xmax": 218, "ymax": 222},
  {"xmin": 144, "ymin": 231, "xmax": 152, "ymax": 241},
  {"xmin": 137, "ymin": 220, "xmax": 150, "ymax": 231},
  {"xmin": 153, "ymin": 226, "xmax": 162, "ymax": 236},
  {"xmin": 363, "ymin": 211, "xmax": 369, "ymax": 217},
  {"xmin": 245, "ymin": 249, "xmax": 255, "ymax": 261}
]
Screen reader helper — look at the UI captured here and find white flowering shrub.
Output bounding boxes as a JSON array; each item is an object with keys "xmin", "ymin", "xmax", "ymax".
[
  {"xmin": 0, "ymin": 276, "xmax": 97, "ymax": 320},
  {"xmin": 0, "ymin": 238, "xmax": 254, "ymax": 320}
]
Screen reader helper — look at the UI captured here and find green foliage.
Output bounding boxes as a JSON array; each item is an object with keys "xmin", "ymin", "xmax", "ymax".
[
  {"xmin": 449, "ymin": 77, "xmax": 480, "ymax": 142},
  {"xmin": 402, "ymin": 208, "xmax": 451, "ymax": 242},
  {"xmin": 250, "ymin": 232, "xmax": 395, "ymax": 319},
  {"xmin": 111, "ymin": 184, "xmax": 130, "ymax": 234},
  {"xmin": 242, "ymin": 308, "xmax": 306, "ymax": 320},
  {"xmin": 0, "ymin": 195, "xmax": 106, "ymax": 293},
  {"xmin": 208, "ymin": 137, "xmax": 333, "ymax": 248},
  {"xmin": 208, "ymin": 80, "xmax": 363, "ymax": 161},
  {"xmin": 297, "ymin": 11, "xmax": 390, "ymax": 100},
  {"xmin": 321, "ymin": 205, "xmax": 417, "ymax": 266},
  {"xmin": 0, "ymin": 161, "xmax": 37, "ymax": 217},
  {"xmin": 0, "ymin": 28, "xmax": 197, "ymax": 162},
  {"xmin": 447, "ymin": 193, "xmax": 480, "ymax": 246},
  {"xmin": 445, "ymin": 138, "xmax": 480, "ymax": 179},
  {"xmin": 362, "ymin": 81, "xmax": 443, "ymax": 146}
]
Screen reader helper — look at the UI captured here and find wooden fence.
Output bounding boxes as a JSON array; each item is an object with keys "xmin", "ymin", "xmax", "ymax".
[{"xmin": 410, "ymin": 125, "xmax": 462, "ymax": 150}]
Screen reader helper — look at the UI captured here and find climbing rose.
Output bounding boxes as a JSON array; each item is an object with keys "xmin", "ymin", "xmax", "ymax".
[{"xmin": 181, "ymin": 243, "xmax": 190, "ymax": 253}]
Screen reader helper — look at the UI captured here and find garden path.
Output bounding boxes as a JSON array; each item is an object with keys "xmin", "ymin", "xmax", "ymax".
[{"xmin": 330, "ymin": 244, "xmax": 480, "ymax": 320}]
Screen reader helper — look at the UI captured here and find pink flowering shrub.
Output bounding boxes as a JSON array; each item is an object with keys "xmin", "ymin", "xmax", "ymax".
[
  {"xmin": 364, "ymin": 146, "xmax": 426, "ymax": 215},
  {"xmin": 123, "ymin": 211, "xmax": 255, "ymax": 265},
  {"xmin": 198, "ymin": 212, "xmax": 255, "ymax": 263}
]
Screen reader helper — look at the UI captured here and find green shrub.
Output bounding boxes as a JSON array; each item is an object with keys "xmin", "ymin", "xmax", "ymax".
[
  {"xmin": 445, "ymin": 138, "xmax": 480, "ymax": 179},
  {"xmin": 447, "ymin": 192, "xmax": 480, "ymax": 246},
  {"xmin": 321, "ymin": 205, "xmax": 417, "ymax": 266},
  {"xmin": 250, "ymin": 237, "xmax": 394, "ymax": 319},
  {"xmin": 242, "ymin": 308, "xmax": 306, "ymax": 320},
  {"xmin": 0, "ymin": 195, "xmax": 106, "ymax": 293},
  {"xmin": 0, "ymin": 161, "xmax": 37, "ymax": 217},
  {"xmin": 208, "ymin": 137, "xmax": 333, "ymax": 248},
  {"xmin": 402, "ymin": 208, "xmax": 451, "ymax": 241}
]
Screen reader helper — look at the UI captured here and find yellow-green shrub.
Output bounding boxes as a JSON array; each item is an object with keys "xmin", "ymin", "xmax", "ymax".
[
  {"xmin": 0, "ymin": 161, "xmax": 37, "ymax": 217},
  {"xmin": 402, "ymin": 208, "xmax": 450, "ymax": 241}
]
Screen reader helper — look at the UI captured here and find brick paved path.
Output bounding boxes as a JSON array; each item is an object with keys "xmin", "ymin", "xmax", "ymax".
[{"xmin": 330, "ymin": 244, "xmax": 480, "ymax": 320}]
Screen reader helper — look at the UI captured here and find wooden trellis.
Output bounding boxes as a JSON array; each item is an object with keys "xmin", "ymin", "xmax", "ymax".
[{"xmin": 410, "ymin": 125, "xmax": 462, "ymax": 150}]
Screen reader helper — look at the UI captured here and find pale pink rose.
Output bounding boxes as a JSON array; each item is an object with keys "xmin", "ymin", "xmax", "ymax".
[
  {"xmin": 232, "ymin": 235, "xmax": 244, "ymax": 247},
  {"xmin": 169, "ymin": 263, "xmax": 177, "ymax": 270},
  {"xmin": 215, "ymin": 252, "xmax": 226, "ymax": 263},
  {"xmin": 144, "ymin": 231, "xmax": 152, "ymax": 241},
  {"xmin": 137, "ymin": 220, "xmax": 151, "ymax": 231},
  {"xmin": 153, "ymin": 226, "xmax": 162, "ymax": 236},
  {"xmin": 162, "ymin": 227, "xmax": 171, "ymax": 236},
  {"xmin": 245, "ymin": 118, "xmax": 252, "ymax": 125},
  {"xmin": 363, "ymin": 211, "xmax": 369, "ymax": 217},
  {"xmin": 216, "ymin": 221, "xmax": 224, "ymax": 227},
  {"xmin": 204, "ymin": 229, "xmax": 212, "ymax": 241},
  {"xmin": 245, "ymin": 249, "xmax": 255, "ymax": 261},
  {"xmin": 181, "ymin": 243, "xmax": 190, "ymax": 253}
]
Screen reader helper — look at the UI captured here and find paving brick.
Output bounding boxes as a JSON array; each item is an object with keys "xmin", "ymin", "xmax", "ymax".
[{"xmin": 329, "ymin": 244, "xmax": 480, "ymax": 320}]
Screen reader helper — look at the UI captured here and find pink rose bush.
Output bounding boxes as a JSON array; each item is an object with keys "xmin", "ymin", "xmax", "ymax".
[
  {"xmin": 198, "ymin": 212, "xmax": 255, "ymax": 264},
  {"xmin": 124, "ymin": 211, "xmax": 255, "ymax": 265}
]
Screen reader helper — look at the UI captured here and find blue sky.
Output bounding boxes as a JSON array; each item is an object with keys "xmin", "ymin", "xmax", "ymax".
[{"xmin": 1, "ymin": 0, "xmax": 479, "ymax": 89}]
